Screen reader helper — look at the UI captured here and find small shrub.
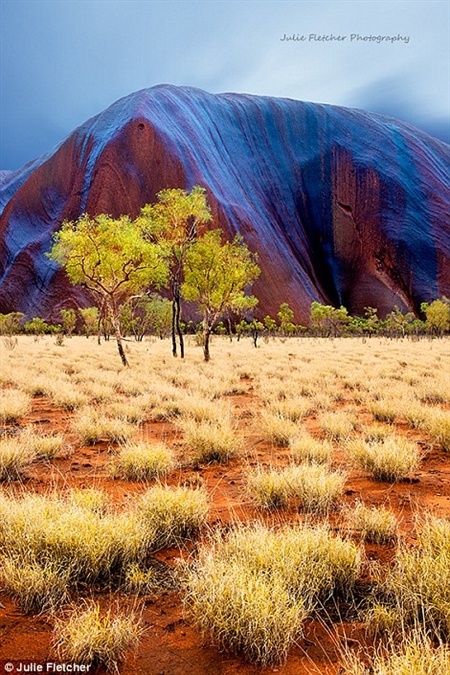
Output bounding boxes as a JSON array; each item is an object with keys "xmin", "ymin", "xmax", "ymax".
[
  {"xmin": 347, "ymin": 436, "xmax": 421, "ymax": 482},
  {"xmin": 111, "ymin": 442, "xmax": 175, "ymax": 481},
  {"xmin": 347, "ymin": 503, "xmax": 398, "ymax": 544},
  {"xmin": 289, "ymin": 433, "xmax": 333, "ymax": 464},
  {"xmin": 53, "ymin": 600, "xmax": 143, "ymax": 673},
  {"xmin": 0, "ymin": 389, "xmax": 31, "ymax": 423}
]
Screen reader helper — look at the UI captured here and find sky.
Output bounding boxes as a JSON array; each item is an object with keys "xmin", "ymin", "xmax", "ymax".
[{"xmin": 0, "ymin": 0, "xmax": 449, "ymax": 170}]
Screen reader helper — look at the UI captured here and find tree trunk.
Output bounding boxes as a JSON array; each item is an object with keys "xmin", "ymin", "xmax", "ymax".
[
  {"xmin": 203, "ymin": 327, "xmax": 211, "ymax": 362},
  {"xmin": 109, "ymin": 305, "xmax": 129, "ymax": 367},
  {"xmin": 171, "ymin": 298, "xmax": 177, "ymax": 357},
  {"xmin": 227, "ymin": 316, "xmax": 233, "ymax": 342},
  {"xmin": 175, "ymin": 293, "xmax": 184, "ymax": 359},
  {"xmin": 116, "ymin": 334, "xmax": 128, "ymax": 367}
]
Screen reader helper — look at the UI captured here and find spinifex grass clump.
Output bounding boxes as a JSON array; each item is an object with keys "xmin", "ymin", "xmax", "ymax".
[
  {"xmin": 186, "ymin": 559, "xmax": 306, "ymax": 666},
  {"xmin": 1, "ymin": 556, "xmax": 70, "ymax": 613},
  {"xmin": 0, "ymin": 492, "xmax": 155, "ymax": 610},
  {"xmin": 0, "ymin": 388, "xmax": 31, "ymax": 423},
  {"xmin": 246, "ymin": 467, "xmax": 290, "ymax": 509},
  {"xmin": 180, "ymin": 418, "xmax": 242, "ymax": 464},
  {"xmin": 343, "ymin": 631, "xmax": 450, "ymax": 675},
  {"xmin": 284, "ymin": 463, "xmax": 346, "ymax": 514},
  {"xmin": 318, "ymin": 411, "xmax": 355, "ymax": 440},
  {"xmin": 347, "ymin": 436, "xmax": 421, "ymax": 482},
  {"xmin": 111, "ymin": 441, "xmax": 175, "ymax": 481},
  {"xmin": 289, "ymin": 433, "xmax": 333, "ymax": 464},
  {"xmin": 53, "ymin": 600, "xmax": 143, "ymax": 673},
  {"xmin": 424, "ymin": 409, "xmax": 450, "ymax": 451},
  {"xmin": 19, "ymin": 427, "xmax": 64, "ymax": 459},
  {"xmin": 265, "ymin": 397, "xmax": 314, "ymax": 422},
  {"xmin": 73, "ymin": 406, "xmax": 136, "ymax": 445},
  {"xmin": 382, "ymin": 515, "xmax": 450, "ymax": 639},
  {"xmin": 136, "ymin": 484, "xmax": 209, "ymax": 548},
  {"xmin": 347, "ymin": 503, "xmax": 398, "ymax": 544},
  {"xmin": 259, "ymin": 410, "xmax": 301, "ymax": 446},
  {"xmin": 246, "ymin": 464, "xmax": 345, "ymax": 514},
  {"xmin": 67, "ymin": 487, "xmax": 111, "ymax": 514},
  {"xmin": 183, "ymin": 522, "xmax": 362, "ymax": 666},
  {"xmin": 0, "ymin": 437, "xmax": 35, "ymax": 480}
]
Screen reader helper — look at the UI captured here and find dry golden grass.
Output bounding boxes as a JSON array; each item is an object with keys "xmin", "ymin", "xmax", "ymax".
[
  {"xmin": 346, "ymin": 502, "xmax": 398, "ymax": 544},
  {"xmin": 0, "ymin": 437, "xmax": 35, "ymax": 480},
  {"xmin": 347, "ymin": 436, "xmax": 421, "ymax": 482},
  {"xmin": 110, "ymin": 441, "xmax": 175, "ymax": 480},
  {"xmin": 53, "ymin": 600, "xmax": 143, "ymax": 673},
  {"xmin": 1, "ymin": 336, "xmax": 449, "ymax": 670},
  {"xmin": 0, "ymin": 388, "xmax": 31, "ymax": 423},
  {"xmin": 184, "ymin": 521, "xmax": 362, "ymax": 665}
]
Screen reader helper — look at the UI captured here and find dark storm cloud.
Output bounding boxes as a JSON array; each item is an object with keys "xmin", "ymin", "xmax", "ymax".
[
  {"xmin": 0, "ymin": 0, "xmax": 448, "ymax": 170},
  {"xmin": 350, "ymin": 75, "xmax": 449, "ymax": 144}
]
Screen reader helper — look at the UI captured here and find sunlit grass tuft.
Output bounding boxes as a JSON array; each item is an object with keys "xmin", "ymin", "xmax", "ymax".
[
  {"xmin": 0, "ymin": 389, "xmax": 31, "ymax": 423},
  {"xmin": 53, "ymin": 600, "xmax": 143, "ymax": 673},
  {"xmin": 346, "ymin": 502, "xmax": 398, "ymax": 544},
  {"xmin": 347, "ymin": 436, "xmax": 421, "ymax": 482},
  {"xmin": 110, "ymin": 442, "xmax": 175, "ymax": 481},
  {"xmin": 0, "ymin": 437, "xmax": 35, "ymax": 480},
  {"xmin": 180, "ymin": 418, "xmax": 242, "ymax": 464},
  {"xmin": 289, "ymin": 433, "xmax": 333, "ymax": 464}
]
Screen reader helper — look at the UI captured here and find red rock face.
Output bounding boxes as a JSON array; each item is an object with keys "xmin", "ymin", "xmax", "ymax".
[{"xmin": 0, "ymin": 85, "xmax": 449, "ymax": 323}]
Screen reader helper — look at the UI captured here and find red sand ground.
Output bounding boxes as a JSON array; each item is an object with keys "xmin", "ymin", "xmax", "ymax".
[{"xmin": 1, "ymin": 382, "xmax": 449, "ymax": 674}]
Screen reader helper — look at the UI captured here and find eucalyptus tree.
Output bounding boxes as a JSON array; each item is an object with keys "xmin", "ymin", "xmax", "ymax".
[
  {"xmin": 182, "ymin": 229, "xmax": 260, "ymax": 362},
  {"xmin": 138, "ymin": 185, "xmax": 212, "ymax": 358},
  {"xmin": 49, "ymin": 213, "xmax": 168, "ymax": 366}
]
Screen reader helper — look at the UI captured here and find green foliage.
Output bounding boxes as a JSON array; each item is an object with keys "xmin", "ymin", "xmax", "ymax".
[
  {"xmin": 385, "ymin": 306, "xmax": 416, "ymax": 337},
  {"xmin": 24, "ymin": 317, "xmax": 54, "ymax": 335},
  {"xmin": 139, "ymin": 185, "xmax": 213, "ymax": 358},
  {"xmin": 263, "ymin": 315, "xmax": 277, "ymax": 334},
  {"xmin": 182, "ymin": 229, "xmax": 260, "ymax": 361},
  {"xmin": 0, "ymin": 312, "xmax": 24, "ymax": 335},
  {"xmin": 60, "ymin": 308, "xmax": 77, "ymax": 336},
  {"xmin": 277, "ymin": 302, "xmax": 296, "ymax": 335},
  {"xmin": 310, "ymin": 302, "xmax": 350, "ymax": 336},
  {"xmin": 421, "ymin": 298, "xmax": 450, "ymax": 335},
  {"xmin": 49, "ymin": 213, "xmax": 169, "ymax": 365},
  {"xmin": 79, "ymin": 307, "xmax": 99, "ymax": 337}
]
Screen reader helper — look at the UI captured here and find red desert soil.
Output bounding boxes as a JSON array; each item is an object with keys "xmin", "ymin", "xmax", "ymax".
[{"xmin": 1, "ymin": 378, "xmax": 449, "ymax": 674}]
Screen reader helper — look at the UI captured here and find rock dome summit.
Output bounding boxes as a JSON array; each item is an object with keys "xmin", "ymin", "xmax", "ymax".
[{"xmin": 0, "ymin": 85, "xmax": 449, "ymax": 320}]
